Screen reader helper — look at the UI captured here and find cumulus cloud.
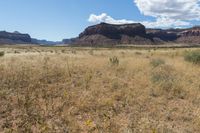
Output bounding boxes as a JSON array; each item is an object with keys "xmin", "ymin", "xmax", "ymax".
[
  {"xmin": 88, "ymin": 13, "xmax": 136, "ymax": 24},
  {"xmin": 88, "ymin": 0, "xmax": 200, "ymax": 28},
  {"xmin": 88, "ymin": 13, "xmax": 190, "ymax": 28},
  {"xmin": 134, "ymin": 0, "xmax": 200, "ymax": 20}
]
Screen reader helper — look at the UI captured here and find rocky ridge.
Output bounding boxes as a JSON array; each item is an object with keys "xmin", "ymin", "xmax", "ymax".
[
  {"xmin": 0, "ymin": 31, "xmax": 32, "ymax": 44},
  {"xmin": 71, "ymin": 23, "xmax": 200, "ymax": 46}
]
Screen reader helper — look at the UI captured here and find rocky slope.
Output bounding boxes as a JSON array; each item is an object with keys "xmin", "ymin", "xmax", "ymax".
[
  {"xmin": 176, "ymin": 27, "xmax": 200, "ymax": 44},
  {"xmin": 71, "ymin": 23, "xmax": 200, "ymax": 46},
  {"xmin": 73, "ymin": 23, "xmax": 153, "ymax": 46},
  {"xmin": 0, "ymin": 31, "xmax": 32, "ymax": 44}
]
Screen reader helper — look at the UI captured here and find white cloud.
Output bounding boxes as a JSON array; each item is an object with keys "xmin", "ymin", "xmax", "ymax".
[
  {"xmin": 88, "ymin": 0, "xmax": 200, "ymax": 28},
  {"xmin": 88, "ymin": 13, "xmax": 190, "ymax": 28},
  {"xmin": 134, "ymin": 0, "xmax": 200, "ymax": 21},
  {"xmin": 88, "ymin": 13, "xmax": 136, "ymax": 24}
]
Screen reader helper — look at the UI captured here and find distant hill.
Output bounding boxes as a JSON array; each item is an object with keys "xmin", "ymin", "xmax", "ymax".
[
  {"xmin": 70, "ymin": 23, "xmax": 200, "ymax": 46},
  {"xmin": 0, "ymin": 31, "xmax": 63, "ymax": 45},
  {"xmin": 31, "ymin": 38, "xmax": 62, "ymax": 45},
  {"xmin": 0, "ymin": 31, "xmax": 32, "ymax": 44},
  {"xmin": 62, "ymin": 38, "xmax": 77, "ymax": 45},
  {"xmin": 2, "ymin": 23, "xmax": 200, "ymax": 46}
]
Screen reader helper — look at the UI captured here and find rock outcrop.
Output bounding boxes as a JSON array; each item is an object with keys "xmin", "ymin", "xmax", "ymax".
[
  {"xmin": 175, "ymin": 27, "xmax": 200, "ymax": 44},
  {"xmin": 71, "ymin": 23, "xmax": 200, "ymax": 46},
  {"xmin": 0, "ymin": 31, "xmax": 32, "ymax": 44},
  {"xmin": 73, "ymin": 23, "xmax": 153, "ymax": 46},
  {"xmin": 79, "ymin": 22, "xmax": 146, "ymax": 39},
  {"xmin": 146, "ymin": 29, "xmax": 178, "ymax": 42}
]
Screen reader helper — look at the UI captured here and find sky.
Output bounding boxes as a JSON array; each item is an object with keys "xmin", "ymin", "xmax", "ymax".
[{"xmin": 0, "ymin": 0, "xmax": 200, "ymax": 41}]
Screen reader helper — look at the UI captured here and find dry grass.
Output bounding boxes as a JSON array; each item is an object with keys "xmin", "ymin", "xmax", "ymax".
[{"xmin": 0, "ymin": 46, "xmax": 200, "ymax": 133}]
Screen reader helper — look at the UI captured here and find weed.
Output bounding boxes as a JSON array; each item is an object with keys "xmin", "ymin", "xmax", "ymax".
[
  {"xmin": 14, "ymin": 50, "xmax": 20, "ymax": 54},
  {"xmin": 88, "ymin": 49, "xmax": 94, "ymax": 55},
  {"xmin": 135, "ymin": 51, "xmax": 142, "ymax": 55},
  {"xmin": 71, "ymin": 49, "xmax": 76, "ymax": 54},
  {"xmin": 151, "ymin": 65, "xmax": 175, "ymax": 91},
  {"xmin": 0, "ymin": 51, "xmax": 5, "ymax": 57},
  {"xmin": 109, "ymin": 56, "xmax": 119, "ymax": 66},
  {"xmin": 150, "ymin": 58, "xmax": 165, "ymax": 67},
  {"xmin": 0, "ymin": 46, "xmax": 199, "ymax": 132},
  {"xmin": 184, "ymin": 50, "xmax": 200, "ymax": 64}
]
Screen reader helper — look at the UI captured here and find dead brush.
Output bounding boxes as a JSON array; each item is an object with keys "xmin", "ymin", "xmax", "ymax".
[
  {"xmin": 150, "ymin": 64, "xmax": 186, "ymax": 99},
  {"xmin": 150, "ymin": 58, "xmax": 165, "ymax": 68},
  {"xmin": 0, "ymin": 47, "xmax": 200, "ymax": 132},
  {"xmin": 84, "ymin": 71, "xmax": 93, "ymax": 89},
  {"xmin": 109, "ymin": 56, "xmax": 119, "ymax": 66},
  {"xmin": 71, "ymin": 49, "xmax": 77, "ymax": 54},
  {"xmin": 88, "ymin": 49, "xmax": 94, "ymax": 55}
]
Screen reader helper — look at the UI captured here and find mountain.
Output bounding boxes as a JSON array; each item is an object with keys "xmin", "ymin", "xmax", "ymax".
[
  {"xmin": 62, "ymin": 38, "xmax": 78, "ymax": 45},
  {"xmin": 71, "ymin": 23, "xmax": 200, "ymax": 46},
  {"xmin": 31, "ymin": 38, "xmax": 62, "ymax": 45},
  {"xmin": 0, "ymin": 31, "xmax": 63, "ymax": 45},
  {"xmin": 72, "ymin": 22, "xmax": 152, "ymax": 46},
  {"xmin": 0, "ymin": 31, "xmax": 32, "ymax": 44}
]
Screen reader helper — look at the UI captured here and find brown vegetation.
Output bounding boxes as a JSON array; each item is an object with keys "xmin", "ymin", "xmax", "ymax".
[{"xmin": 0, "ymin": 46, "xmax": 200, "ymax": 132}]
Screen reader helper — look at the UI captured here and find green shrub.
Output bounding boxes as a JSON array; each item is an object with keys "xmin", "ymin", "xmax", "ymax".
[
  {"xmin": 109, "ymin": 56, "xmax": 119, "ymax": 66},
  {"xmin": 150, "ymin": 58, "xmax": 165, "ymax": 67},
  {"xmin": 184, "ymin": 50, "xmax": 200, "ymax": 64},
  {"xmin": 0, "ymin": 51, "xmax": 5, "ymax": 57}
]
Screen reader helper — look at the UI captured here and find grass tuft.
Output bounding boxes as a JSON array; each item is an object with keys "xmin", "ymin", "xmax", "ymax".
[
  {"xmin": 150, "ymin": 58, "xmax": 165, "ymax": 68},
  {"xmin": 109, "ymin": 56, "xmax": 119, "ymax": 66},
  {"xmin": 0, "ymin": 51, "xmax": 5, "ymax": 57},
  {"xmin": 184, "ymin": 50, "xmax": 200, "ymax": 64}
]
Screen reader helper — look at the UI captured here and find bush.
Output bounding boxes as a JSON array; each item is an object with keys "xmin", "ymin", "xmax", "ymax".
[
  {"xmin": 109, "ymin": 56, "xmax": 119, "ymax": 66},
  {"xmin": 150, "ymin": 58, "xmax": 165, "ymax": 67},
  {"xmin": 0, "ymin": 51, "xmax": 5, "ymax": 57},
  {"xmin": 184, "ymin": 50, "xmax": 200, "ymax": 64}
]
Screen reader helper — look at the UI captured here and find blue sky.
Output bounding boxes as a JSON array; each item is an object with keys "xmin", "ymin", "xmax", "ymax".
[{"xmin": 0, "ymin": 0, "xmax": 200, "ymax": 41}]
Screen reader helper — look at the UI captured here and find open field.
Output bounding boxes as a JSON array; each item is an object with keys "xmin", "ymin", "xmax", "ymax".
[{"xmin": 0, "ymin": 46, "xmax": 200, "ymax": 133}]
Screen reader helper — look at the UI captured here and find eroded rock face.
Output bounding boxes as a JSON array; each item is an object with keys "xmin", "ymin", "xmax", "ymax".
[
  {"xmin": 175, "ymin": 27, "xmax": 200, "ymax": 44},
  {"xmin": 179, "ymin": 27, "xmax": 200, "ymax": 37},
  {"xmin": 67, "ymin": 23, "xmax": 200, "ymax": 46},
  {"xmin": 74, "ymin": 23, "xmax": 153, "ymax": 46},
  {"xmin": 146, "ymin": 29, "xmax": 178, "ymax": 42},
  {"xmin": 0, "ymin": 31, "xmax": 31, "ymax": 44},
  {"xmin": 79, "ymin": 22, "xmax": 146, "ymax": 39}
]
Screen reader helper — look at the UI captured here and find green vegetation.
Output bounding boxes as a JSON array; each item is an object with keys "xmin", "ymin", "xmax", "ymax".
[
  {"xmin": 109, "ymin": 56, "xmax": 119, "ymax": 66},
  {"xmin": 184, "ymin": 50, "xmax": 200, "ymax": 64},
  {"xmin": 150, "ymin": 58, "xmax": 165, "ymax": 67},
  {"xmin": 0, "ymin": 51, "xmax": 4, "ymax": 57}
]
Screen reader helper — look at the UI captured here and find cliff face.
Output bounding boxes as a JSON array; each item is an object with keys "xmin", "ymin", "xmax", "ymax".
[
  {"xmin": 74, "ymin": 23, "xmax": 153, "ymax": 46},
  {"xmin": 0, "ymin": 31, "xmax": 32, "ymax": 44},
  {"xmin": 175, "ymin": 27, "xmax": 200, "ymax": 44},
  {"xmin": 79, "ymin": 22, "xmax": 146, "ymax": 39},
  {"xmin": 146, "ymin": 29, "xmax": 178, "ymax": 42},
  {"xmin": 72, "ymin": 23, "xmax": 200, "ymax": 46}
]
